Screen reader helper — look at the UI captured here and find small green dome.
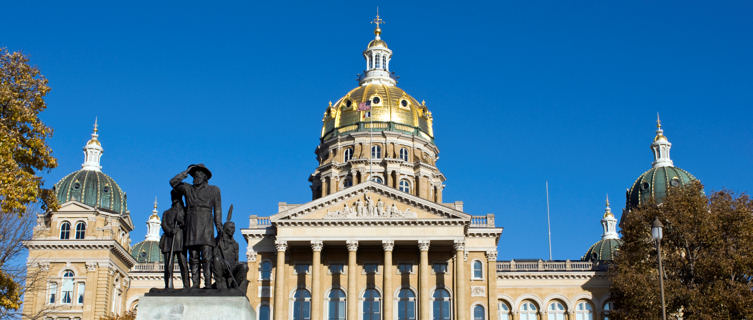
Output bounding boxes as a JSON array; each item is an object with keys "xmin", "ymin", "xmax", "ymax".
[
  {"xmin": 583, "ymin": 238, "xmax": 622, "ymax": 261},
  {"xmin": 131, "ymin": 240, "xmax": 163, "ymax": 263},
  {"xmin": 54, "ymin": 169, "xmax": 128, "ymax": 215},
  {"xmin": 627, "ymin": 166, "xmax": 697, "ymax": 209}
]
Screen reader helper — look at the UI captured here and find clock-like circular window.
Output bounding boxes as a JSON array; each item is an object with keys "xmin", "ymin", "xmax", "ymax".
[
  {"xmin": 401, "ymin": 99, "xmax": 408, "ymax": 107},
  {"xmin": 372, "ymin": 96, "xmax": 381, "ymax": 104}
]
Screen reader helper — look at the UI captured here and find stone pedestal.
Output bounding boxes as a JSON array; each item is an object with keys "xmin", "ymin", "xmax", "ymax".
[{"xmin": 136, "ymin": 296, "xmax": 255, "ymax": 320}]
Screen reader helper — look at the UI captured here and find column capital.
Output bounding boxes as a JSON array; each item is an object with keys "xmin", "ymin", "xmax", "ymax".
[
  {"xmin": 453, "ymin": 240, "xmax": 465, "ymax": 252},
  {"xmin": 486, "ymin": 250, "xmax": 498, "ymax": 261},
  {"xmin": 275, "ymin": 240, "xmax": 288, "ymax": 252},
  {"xmin": 418, "ymin": 240, "xmax": 430, "ymax": 252},
  {"xmin": 382, "ymin": 240, "xmax": 395, "ymax": 252},
  {"xmin": 346, "ymin": 240, "xmax": 359, "ymax": 252},
  {"xmin": 311, "ymin": 240, "xmax": 324, "ymax": 252}
]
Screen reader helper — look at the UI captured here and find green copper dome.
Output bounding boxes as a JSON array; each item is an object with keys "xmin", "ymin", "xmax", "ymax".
[
  {"xmin": 54, "ymin": 169, "xmax": 127, "ymax": 215},
  {"xmin": 583, "ymin": 238, "xmax": 622, "ymax": 261},
  {"xmin": 131, "ymin": 240, "xmax": 163, "ymax": 263},
  {"xmin": 627, "ymin": 166, "xmax": 697, "ymax": 209}
]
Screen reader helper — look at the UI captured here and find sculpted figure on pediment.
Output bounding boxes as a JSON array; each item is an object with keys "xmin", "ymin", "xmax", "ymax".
[
  {"xmin": 376, "ymin": 199, "xmax": 385, "ymax": 217},
  {"xmin": 356, "ymin": 199, "xmax": 365, "ymax": 217},
  {"xmin": 366, "ymin": 195, "xmax": 375, "ymax": 216},
  {"xmin": 324, "ymin": 194, "xmax": 418, "ymax": 220}
]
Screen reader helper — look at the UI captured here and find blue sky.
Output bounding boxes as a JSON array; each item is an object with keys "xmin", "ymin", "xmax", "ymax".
[{"xmin": 5, "ymin": 1, "xmax": 752, "ymax": 260}]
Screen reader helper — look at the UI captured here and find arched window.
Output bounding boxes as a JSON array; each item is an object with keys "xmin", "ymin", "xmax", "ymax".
[
  {"xmin": 74, "ymin": 222, "xmax": 86, "ymax": 239},
  {"xmin": 399, "ymin": 180, "xmax": 410, "ymax": 193},
  {"xmin": 371, "ymin": 145, "xmax": 381, "ymax": 159},
  {"xmin": 362, "ymin": 288, "xmax": 381, "ymax": 320},
  {"xmin": 292, "ymin": 289, "xmax": 311, "ymax": 320},
  {"xmin": 60, "ymin": 221, "xmax": 71, "ymax": 239},
  {"xmin": 472, "ymin": 260, "xmax": 483, "ymax": 279},
  {"xmin": 602, "ymin": 301, "xmax": 614, "ymax": 320},
  {"xmin": 344, "ymin": 148, "xmax": 353, "ymax": 162},
  {"xmin": 547, "ymin": 301, "xmax": 566, "ymax": 320},
  {"xmin": 370, "ymin": 176, "xmax": 383, "ymax": 184},
  {"xmin": 399, "ymin": 148, "xmax": 409, "ymax": 161},
  {"xmin": 397, "ymin": 288, "xmax": 416, "ymax": 320},
  {"xmin": 328, "ymin": 288, "xmax": 346, "ymax": 320},
  {"xmin": 575, "ymin": 301, "xmax": 593, "ymax": 320},
  {"xmin": 47, "ymin": 282, "xmax": 57, "ymax": 304},
  {"xmin": 473, "ymin": 305, "xmax": 485, "ymax": 320},
  {"xmin": 344, "ymin": 177, "xmax": 353, "ymax": 188},
  {"xmin": 497, "ymin": 301, "xmax": 511, "ymax": 320},
  {"xmin": 432, "ymin": 288, "xmax": 451, "ymax": 320},
  {"xmin": 259, "ymin": 304, "xmax": 271, "ymax": 320},
  {"xmin": 61, "ymin": 270, "xmax": 74, "ymax": 304},
  {"xmin": 260, "ymin": 261, "xmax": 272, "ymax": 280},
  {"xmin": 519, "ymin": 301, "xmax": 537, "ymax": 320}
]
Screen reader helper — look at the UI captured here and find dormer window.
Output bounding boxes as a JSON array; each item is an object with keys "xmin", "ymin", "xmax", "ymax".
[
  {"xmin": 74, "ymin": 222, "xmax": 86, "ymax": 239},
  {"xmin": 60, "ymin": 222, "xmax": 71, "ymax": 240}
]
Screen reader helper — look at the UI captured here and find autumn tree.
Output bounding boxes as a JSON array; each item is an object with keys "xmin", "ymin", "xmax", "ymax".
[
  {"xmin": 610, "ymin": 181, "xmax": 753, "ymax": 319},
  {"xmin": 0, "ymin": 211, "xmax": 37, "ymax": 319},
  {"xmin": 0, "ymin": 48, "xmax": 57, "ymax": 216}
]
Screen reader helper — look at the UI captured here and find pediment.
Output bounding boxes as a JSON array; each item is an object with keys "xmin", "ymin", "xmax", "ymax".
[
  {"xmin": 272, "ymin": 181, "xmax": 469, "ymax": 223},
  {"xmin": 57, "ymin": 201, "xmax": 96, "ymax": 212}
]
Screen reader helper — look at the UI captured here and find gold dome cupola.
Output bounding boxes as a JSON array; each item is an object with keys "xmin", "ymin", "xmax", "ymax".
[{"xmin": 359, "ymin": 11, "xmax": 397, "ymax": 86}]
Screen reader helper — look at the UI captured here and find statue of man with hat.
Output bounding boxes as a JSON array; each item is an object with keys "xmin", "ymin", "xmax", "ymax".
[{"xmin": 170, "ymin": 164, "xmax": 222, "ymax": 288}]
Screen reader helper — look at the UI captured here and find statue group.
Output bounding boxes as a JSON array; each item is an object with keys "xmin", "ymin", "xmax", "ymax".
[{"xmin": 154, "ymin": 164, "xmax": 248, "ymax": 295}]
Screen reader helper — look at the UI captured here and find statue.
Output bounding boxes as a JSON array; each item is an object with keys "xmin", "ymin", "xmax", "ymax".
[
  {"xmin": 376, "ymin": 199, "xmax": 385, "ymax": 217},
  {"xmin": 159, "ymin": 189, "xmax": 190, "ymax": 289},
  {"xmin": 212, "ymin": 207, "xmax": 249, "ymax": 293},
  {"xmin": 170, "ymin": 164, "xmax": 223, "ymax": 289}
]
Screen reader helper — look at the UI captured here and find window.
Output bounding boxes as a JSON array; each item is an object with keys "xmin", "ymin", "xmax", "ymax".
[
  {"xmin": 602, "ymin": 301, "xmax": 614, "ymax": 320},
  {"xmin": 61, "ymin": 270, "xmax": 74, "ymax": 304},
  {"xmin": 292, "ymin": 289, "xmax": 311, "ymax": 320},
  {"xmin": 519, "ymin": 301, "xmax": 537, "ymax": 320},
  {"xmin": 363, "ymin": 264, "xmax": 378, "ymax": 274},
  {"xmin": 398, "ymin": 263, "xmax": 413, "ymax": 274},
  {"xmin": 328, "ymin": 288, "xmax": 346, "ymax": 320},
  {"xmin": 365, "ymin": 111, "xmax": 371, "ymax": 118},
  {"xmin": 260, "ymin": 261, "xmax": 272, "ymax": 280},
  {"xmin": 362, "ymin": 288, "xmax": 381, "ymax": 320},
  {"xmin": 575, "ymin": 301, "xmax": 593, "ymax": 320},
  {"xmin": 432, "ymin": 288, "xmax": 451, "ymax": 320},
  {"xmin": 399, "ymin": 180, "xmax": 410, "ymax": 193},
  {"xmin": 472, "ymin": 260, "xmax": 483, "ymax": 279},
  {"xmin": 74, "ymin": 222, "xmax": 86, "ymax": 239},
  {"xmin": 497, "ymin": 301, "xmax": 511, "ymax": 320},
  {"xmin": 344, "ymin": 148, "xmax": 353, "ymax": 162},
  {"xmin": 294, "ymin": 264, "xmax": 311, "ymax": 275},
  {"xmin": 370, "ymin": 176, "xmax": 383, "ymax": 184},
  {"xmin": 432, "ymin": 263, "xmax": 447, "ymax": 274},
  {"xmin": 375, "ymin": 54, "xmax": 382, "ymax": 69},
  {"xmin": 371, "ymin": 145, "xmax": 381, "ymax": 159},
  {"xmin": 473, "ymin": 305, "xmax": 485, "ymax": 320},
  {"xmin": 547, "ymin": 301, "xmax": 566, "ymax": 320},
  {"xmin": 76, "ymin": 282, "xmax": 85, "ymax": 304},
  {"xmin": 397, "ymin": 288, "xmax": 416, "ymax": 320},
  {"xmin": 60, "ymin": 221, "xmax": 71, "ymax": 239},
  {"xmin": 259, "ymin": 304, "xmax": 271, "ymax": 320},
  {"xmin": 399, "ymin": 148, "xmax": 409, "ymax": 161},
  {"xmin": 344, "ymin": 177, "xmax": 353, "ymax": 188},
  {"xmin": 329, "ymin": 264, "xmax": 345, "ymax": 274},
  {"xmin": 47, "ymin": 282, "xmax": 57, "ymax": 304},
  {"xmin": 382, "ymin": 56, "xmax": 387, "ymax": 70}
]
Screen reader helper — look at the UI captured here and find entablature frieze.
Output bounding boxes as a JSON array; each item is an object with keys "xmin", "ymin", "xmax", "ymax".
[{"xmin": 23, "ymin": 239, "xmax": 136, "ymax": 268}]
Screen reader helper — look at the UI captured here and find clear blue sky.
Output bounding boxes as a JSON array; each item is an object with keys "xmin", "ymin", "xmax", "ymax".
[{"xmin": 5, "ymin": 1, "xmax": 752, "ymax": 260}]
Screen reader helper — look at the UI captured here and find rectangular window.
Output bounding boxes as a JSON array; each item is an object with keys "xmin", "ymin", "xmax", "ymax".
[
  {"xmin": 294, "ymin": 264, "xmax": 311, "ymax": 274},
  {"xmin": 398, "ymin": 263, "xmax": 413, "ymax": 274},
  {"xmin": 363, "ymin": 264, "xmax": 378, "ymax": 274},
  {"xmin": 47, "ymin": 282, "xmax": 57, "ymax": 304},
  {"xmin": 329, "ymin": 264, "xmax": 344, "ymax": 274},
  {"xmin": 432, "ymin": 263, "xmax": 448, "ymax": 274},
  {"xmin": 76, "ymin": 282, "xmax": 85, "ymax": 304}
]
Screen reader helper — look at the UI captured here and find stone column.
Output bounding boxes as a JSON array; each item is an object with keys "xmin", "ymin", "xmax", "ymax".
[
  {"xmin": 311, "ymin": 241, "xmax": 324, "ymax": 320},
  {"xmin": 418, "ymin": 240, "xmax": 430, "ymax": 320},
  {"xmin": 274, "ymin": 240, "xmax": 287, "ymax": 320},
  {"xmin": 346, "ymin": 240, "xmax": 359, "ymax": 320},
  {"xmin": 486, "ymin": 250, "xmax": 498, "ymax": 320},
  {"xmin": 454, "ymin": 241, "xmax": 467, "ymax": 320},
  {"xmin": 383, "ymin": 240, "xmax": 395, "ymax": 320}
]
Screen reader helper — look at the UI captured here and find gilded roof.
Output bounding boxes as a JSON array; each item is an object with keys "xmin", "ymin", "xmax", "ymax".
[
  {"xmin": 54, "ymin": 169, "xmax": 128, "ymax": 215},
  {"xmin": 627, "ymin": 166, "xmax": 698, "ymax": 209},
  {"xmin": 321, "ymin": 84, "xmax": 434, "ymax": 141}
]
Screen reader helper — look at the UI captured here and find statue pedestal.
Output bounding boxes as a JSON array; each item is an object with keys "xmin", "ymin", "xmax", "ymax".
[{"xmin": 135, "ymin": 295, "xmax": 255, "ymax": 320}]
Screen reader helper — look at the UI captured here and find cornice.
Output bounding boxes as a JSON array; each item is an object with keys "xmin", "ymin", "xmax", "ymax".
[
  {"xmin": 24, "ymin": 239, "xmax": 136, "ymax": 268},
  {"xmin": 496, "ymin": 271, "xmax": 607, "ymax": 281},
  {"xmin": 274, "ymin": 218, "xmax": 467, "ymax": 227}
]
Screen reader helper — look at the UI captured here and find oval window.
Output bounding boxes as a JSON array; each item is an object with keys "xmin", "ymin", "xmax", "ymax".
[
  {"xmin": 641, "ymin": 182, "xmax": 650, "ymax": 191},
  {"xmin": 103, "ymin": 186, "xmax": 110, "ymax": 193},
  {"xmin": 670, "ymin": 177, "xmax": 681, "ymax": 187},
  {"xmin": 401, "ymin": 99, "xmax": 408, "ymax": 107},
  {"xmin": 372, "ymin": 96, "xmax": 381, "ymax": 104},
  {"xmin": 346, "ymin": 100, "xmax": 352, "ymax": 108},
  {"xmin": 74, "ymin": 182, "xmax": 81, "ymax": 189}
]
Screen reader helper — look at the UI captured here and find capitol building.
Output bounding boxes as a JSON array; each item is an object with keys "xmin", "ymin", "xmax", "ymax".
[{"xmin": 21, "ymin": 17, "xmax": 698, "ymax": 320}]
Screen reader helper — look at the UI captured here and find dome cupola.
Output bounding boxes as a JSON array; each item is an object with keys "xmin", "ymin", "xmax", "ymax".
[
  {"xmin": 359, "ymin": 11, "xmax": 396, "ymax": 86},
  {"xmin": 131, "ymin": 199, "xmax": 163, "ymax": 263},
  {"xmin": 54, "ymin": 120, "xmax": 128, "ymax": 215},
  {"xmin": 583, "ymin": 196, "xmax": 622, "ymax": 261},
  {"xmin": 626, "ymin": 116, "xmax": 698, "ymax": 209}
]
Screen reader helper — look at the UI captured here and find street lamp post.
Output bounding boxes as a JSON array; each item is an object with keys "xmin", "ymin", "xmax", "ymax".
[{"xmin": 652, "ymin": 217, "xmax": 667, "ymax": 320}]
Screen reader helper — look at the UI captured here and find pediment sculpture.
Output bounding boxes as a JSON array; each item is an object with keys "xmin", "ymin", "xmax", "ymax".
[{"xmin": 326, "ymin": 194, "xmax": 417, "ymax": 219}]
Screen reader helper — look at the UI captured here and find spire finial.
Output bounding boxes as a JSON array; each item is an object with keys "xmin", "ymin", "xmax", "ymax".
[
  {"xmin": 93, "ymin": 117, "xmax": 99, "ymax": 135},
  {"xmin": 371, "ymin": 7, "xmax": 384, "ymax": 39},
  {"xmin": 656, "ymin": 112, "xmax": 661, "ymax": 128},
  {"xmin": 153, "ymin": 196, "xmax": 158, "ymax": 209},
  {"xmin": 605, "ymin": 194, "xmax": 610, "ymax": 208}
]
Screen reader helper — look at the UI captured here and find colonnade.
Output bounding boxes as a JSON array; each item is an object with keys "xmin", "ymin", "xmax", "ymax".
[{"xmin": 271, "ymin": 239, "xmax": 496, "ymax": 320}]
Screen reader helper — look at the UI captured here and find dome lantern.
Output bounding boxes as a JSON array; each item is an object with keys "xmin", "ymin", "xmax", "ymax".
[
  {"xmin": 601, "ymin": 195, "xmax": 619, "ymax": 240},
  {"xmin": 651, "ymin": 113, "xmax": 673, "ymax": 168},
  {"xmin": 145, "ymin": 197, "xmax": 161, "ymax": 241},
  {"xmin": 359, "ymin": 11, "xmax": 397, "ymax": 86},
  {"xmin": 583, "ymin": 196, "xmax": 622, "ymax": 261},
  {"xmin": 81, "ymin": 118, "xmax": 103, "ymax": 172}
]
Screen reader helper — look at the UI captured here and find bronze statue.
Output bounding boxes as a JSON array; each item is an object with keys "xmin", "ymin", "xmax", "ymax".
[
  {"xmin": 212, "ymin": 207, "xmax": 249, "ymax": 293},
  {"xmin": 159, "ymin": 189, "xmax": 190, "ymax": 289},
  {"xmin": 170, "ymin": 164, "xmax": 223, "ymax": 289}
]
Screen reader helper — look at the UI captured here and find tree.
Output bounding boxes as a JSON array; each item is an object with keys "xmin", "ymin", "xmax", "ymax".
[
  {"xmin": 0, "ymin": 48, "xmax": 57, "ymax": 216},
  {"xmin": 0, "ymin": 210, "xmax": 36, "ymax": 319},
  {"xmin": 610, "ymin": 181, "xmax": 753, "ymax": 319}
]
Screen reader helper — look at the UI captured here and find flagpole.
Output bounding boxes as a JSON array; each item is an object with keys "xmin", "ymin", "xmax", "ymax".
[{"xmin": 546, "ymin": 180, "xmax": 552, "ymax": 261}]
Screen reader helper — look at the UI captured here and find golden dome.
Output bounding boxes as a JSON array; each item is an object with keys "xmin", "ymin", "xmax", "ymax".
[
  {"xmin": 321, "ymin": 84, "xmax": 434, "ymax": 141},
  {"xmin": 368, "ymin": 39, "xmax": 388, "ymax": 49}
]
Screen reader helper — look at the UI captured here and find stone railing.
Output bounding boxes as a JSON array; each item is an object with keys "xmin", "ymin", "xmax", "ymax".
[
  {"xmin": 470, "ymin": 214, "xmax": 496, "ymax": 228},
  {"xmin": 496, "ymin": 259, "xmax": 595, "ymax": 272},
  {"xmin": 132, "ymin": 263, "xmax": 180, "ymax": 272},
  {"xmin": 248, "ymin": 215, "xmax": 272, "ymax": 228}
]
